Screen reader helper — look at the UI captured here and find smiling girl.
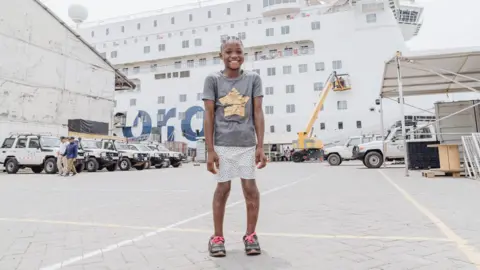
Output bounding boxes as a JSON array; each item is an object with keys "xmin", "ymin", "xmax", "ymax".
[{"xmin": 202, "ymin": 37, "xmax": 267, "ymax": 257}]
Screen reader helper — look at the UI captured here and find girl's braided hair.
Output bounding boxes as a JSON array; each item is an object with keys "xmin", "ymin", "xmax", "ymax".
[{"xmin": 220, "ymin": 36, "xmax": 244, "ymax": 52}]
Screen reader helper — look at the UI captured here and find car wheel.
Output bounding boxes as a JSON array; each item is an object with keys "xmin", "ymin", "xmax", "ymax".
[
  {"xmin": 364, "ymin": 152, "xmax": 383, "ymax": 168},
  {"xmin": 327, "ymin": 154, "xmax": 342, "ymax": 166}
]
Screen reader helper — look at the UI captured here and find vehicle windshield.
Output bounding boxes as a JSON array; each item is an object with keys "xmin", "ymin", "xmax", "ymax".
[
  {"xmin": 135, "ymin": 145, "xmax": 152, "ymax": 152},
  {"xmin": 147, "ymin": 146, "xmax": 157, "ymax": 151},
  {"xmin": 40, "ymin": 137, "xmax": 60, "ymax": 148},
  {"xmin": 81, "ymin": 140, "xmax": 102, "ymax": 149},
  {"xmin": 115, "ymin": 142, "xmax": 130, "ymax": 150},
  {"xmin": 157, "ymin": 145, "xmax": 170, "ymax": 151}
]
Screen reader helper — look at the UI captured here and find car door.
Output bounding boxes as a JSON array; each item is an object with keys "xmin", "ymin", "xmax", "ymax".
[{"xmin": 27, "ymin": 137, "xmax": 43, "ymax": 165}]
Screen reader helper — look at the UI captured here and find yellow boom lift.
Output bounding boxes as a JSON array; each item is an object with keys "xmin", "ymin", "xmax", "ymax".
[{"xmin": 291, "ymin": 71, "xmax": 351, "ymax": 162}]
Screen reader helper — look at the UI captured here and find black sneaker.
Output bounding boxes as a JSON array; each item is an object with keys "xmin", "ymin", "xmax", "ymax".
[
  {"xmin": 243, "ymin": 232, "xmax": 261, "ymax": 255},
  {"xmin": 208, "ymin": 236, "xmax": 226, "ymax": 257}
]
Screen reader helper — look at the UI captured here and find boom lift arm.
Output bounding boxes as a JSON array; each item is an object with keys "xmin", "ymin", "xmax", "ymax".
[{"xmin": 291, "ymin": 71, "xmax": 350, "ymax": 162}]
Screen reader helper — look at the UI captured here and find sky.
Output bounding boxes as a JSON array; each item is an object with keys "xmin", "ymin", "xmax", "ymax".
[{"xmin": 42, "ymin": 0, "xmax": 480, "ymax": 50}]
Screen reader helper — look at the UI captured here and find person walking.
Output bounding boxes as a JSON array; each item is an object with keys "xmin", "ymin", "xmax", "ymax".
[
  {"xmin": 57, "ymin": 136, "xmax": 68, "ymax": 176},
  {"xmin": 65, "ymin": 137, "xmax": 78, "ymax": 176}
]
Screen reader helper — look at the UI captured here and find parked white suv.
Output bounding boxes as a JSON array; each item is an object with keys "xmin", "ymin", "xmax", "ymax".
[
  {"xmin": 148, "ymin": 144, "xmax": 183, "ymax": 168},
  {"xmin": 352, "ymin": 121, "xmax": 437, "ymax": 168},
  {"xmin": 0, "ymin": 133, "xmax": 85, "ymax": 174},
  {"xmin": 323, "ymin": 135, "xmax": 383, "ymax": 166},
  {"xmin": 80, "ymin": 139, "xmax": 119, "ymax": 172},
  {"xmin": 114, "ymin": 141, "xmax": 149, "ymax": 171}
]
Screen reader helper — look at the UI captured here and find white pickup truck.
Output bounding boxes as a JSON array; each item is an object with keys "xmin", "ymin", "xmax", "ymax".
[
  {"xmin": 352, "ymin": 121, "xmax": 437, "ymax": 168},
  {"xmin": 323, "ymin": 135, "xmax": 383, "ymax": 166}
]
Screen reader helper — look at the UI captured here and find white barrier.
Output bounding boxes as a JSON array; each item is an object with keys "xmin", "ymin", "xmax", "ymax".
[{"xmin": 462, "ymin": 133, "xmax": 480, "ymax": 180}]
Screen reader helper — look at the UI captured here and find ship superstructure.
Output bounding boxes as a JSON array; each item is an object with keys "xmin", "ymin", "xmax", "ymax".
[{"xmin": 77, "ymin": 0, "xmax": 425, "ymax": 147}]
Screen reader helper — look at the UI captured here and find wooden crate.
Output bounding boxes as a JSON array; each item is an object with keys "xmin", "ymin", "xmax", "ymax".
[{"xmin": 421, "ymin": 169, "xmax": 463, "ymax": 178}]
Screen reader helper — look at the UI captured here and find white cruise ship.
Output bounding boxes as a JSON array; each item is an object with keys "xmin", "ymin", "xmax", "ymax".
[{"xmin": 76, "ymin": 0, "xmax": 427, "ymax": 148}]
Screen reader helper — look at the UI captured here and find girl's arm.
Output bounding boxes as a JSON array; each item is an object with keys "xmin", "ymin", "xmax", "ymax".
[
  {"xmin": 253, "ymin": 96, "xmax": 265, "ymax": 149},
  {"xmin": 204, "ymin": 100, "xmax": 215, "ymax": 152}
]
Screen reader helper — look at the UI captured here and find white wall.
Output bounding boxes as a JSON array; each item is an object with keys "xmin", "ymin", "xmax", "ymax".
[{"xmin": 0, "ymin": 0, "xmax": 117, "ymax": 142}]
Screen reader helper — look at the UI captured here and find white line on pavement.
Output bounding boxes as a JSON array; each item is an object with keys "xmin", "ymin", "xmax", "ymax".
[
  {"xmin": 40, "ymin": 174, "xmax": 314, "ymax": 270},
  {"xmin": 379, "ymin": 170, "xmax": 480, "ymax": 269}
]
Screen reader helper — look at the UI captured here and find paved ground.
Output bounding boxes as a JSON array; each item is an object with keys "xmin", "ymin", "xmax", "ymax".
[{"xmin": 0, "ymin": 162, "xmax": 480, "ymax": 270}]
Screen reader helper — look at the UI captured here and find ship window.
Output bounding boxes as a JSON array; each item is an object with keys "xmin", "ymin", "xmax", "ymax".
[
  {"xmin": 189, "ymin": 14, "xmax": 193, "ymax": 21},
  {"xmin": 258, "ymin": 19, "xmax": 262, "ymax": 24},
  {"xmin": 173, "ymin": 72, "xmax": 179, "ymax": 78},
  {"xmin": 121, "ymin": 26, "xmax": 125, "ymax": 32},
  {"xmin": 314, "ymin": 82, "xmax": 323, "ymax": 91},
  {"xmin": 167, "ymin": 73, "xmax": 172, "ymax": 78},
  {"xmin": 110, "ymin": 51, "xmax": 117, "ymax": 58},
  {"xmin": 199, "ymin": 58, "xmax": 207, "ymax": 66},
  {"xmin": 213, "ymin": 57, "xmax": 221, "ymax": 64},
  {"xmin": 399, "ymin": 10, "xmax": 419, "ymax": 23},
  {"xmin": 286, "ymin": 85, "xmax": 295, "ymax": 94},
  {"xmin": 338, "ymin": 122, "xmax": 343, "ymax": 130},
  {"xmin": 337, "ymin": 100, "xmax": 347, "ymax": 110},
  {"xmin": 299, "ymin": 64, "xmax": 308, "ymax": 73},
  {"xmin": 171, "ymin": 17, "xmax": 175, "ymax": 24},
  {"xmin": 179, "ymin": 94, "xmax": 187, "ymax": 102},
  {"xmin": 247, "ymin": 4, "xmax": 251, "ymax": 12},
  {"xmin": 286, "ymin": 125, "xmax": 291, "ymax": 132},
  {"xmin": 315, "ymin": 62, "xmax": 325, "ymax": 71},
  {"xmin": 366, "ymin": 13, "xmax": 377, "ymax": 23},
  {"xmin": 133, "ymin": 66, "xmax": 140, "ymax": 74},
  {"xmin": 227, "ymin": 8, "xmax": 231, "ymax": 15},
  {"xmin": 286, "ymin": 104, "xmax": 296, "ymax": 113},
  {"xmin": 158, "ymin": 96, "xmax": 165, "ymax": 104},
  {"xmin": 253, "ymin": 69, "xmax": 260, "ymax": 75},
  {"xmin": 283, "ymin": 65, "xmax": 292, "ymax": 74},
  {"xmin": 196, "ymin": 111, "xmax": 204, "ymax": 119},
  {"xmin": 267, "ymin": 67, "xmax": 276, "ymax": 76},
  {"xmin": 157, "ymin": 110, "xmax": 165, "ymax": 121},
  {"xmin": 195, "ymin": 38, "xmax": 202, "ymax": 47},
  {"xmin": 154, "ymin": 73, "xmax": 166, "ymax": 80},
  {"xmin": 197, "ymin": 93, "xmax": 202, "ymax": 100},
  {"xmin": 230, "ymin": 24, "xmax": 234, "ymax": 28},
  {"xmin": 122, "ymin": 67, "xmax": 128, "ymax": 74},
  {"xmin": 182, "ymin": 40, "xmax": 189, "ymax": 48},
  {"xmin": 106, "ymin": 28, "xmax": 109, "ymax": 35},
  {"xmin": 265, "ymin": 87, "xmax": 274, "ymax": 95},
  {"xmin": 332, "ymin": 60, "xmax": 342, "ymax": 69},
  {"xmin": 168, "ymin": 33, "xmax": 172, "ymax": 38},
  {"xmin": 91, "ymin": 31, "xmax": 94, "ymax": 37},
  {"xmin": 153, "ymin": 20, "xmax": 158, "ymax": 27},
  {"xmin": 320, "ymin": 123, "xmax": 325, "ymax": 130},
  {"xmin": 130, "ymin": 99, "xmax": 136, "ymax": 106},
  {"xmin": 187, "ymin": 60, "xmax": 194, "ymax": 67},
  {"xmin": 270, "ymin": 125, "xmax": 275, "ymax": 133},
  {"xmin": 238, "ymin": 32, "xmax": 246, "ymax": 40},
  {"xmin": 311, "ymin": 21, "xmax": 321, "ymax": 30},
  {"xmin": 265, "ymin": 28, "xmax": 274, "ymax": 37},
  {"xmin": 208, "ymin": 11, "xmax": 212, "ymax": 18},
  {"xmin": 284, "ymin": 47, "xmax": 293, "ymax": 56},
  {"xmin": 217, "ymin": 25, "xmax": 221, "ymax": 31},
  {"xmin": 192, "ymin": 29, "xmax": 196, "ymax": 34},
  {"xmin": 179, "ymin": 112, "xmax": 186, "ymax": 120},
  {"xmin": 357, "ymin": 121, "xmax": 362, "ymax": 129},
  {"xmin": 158, "ymin": 44, "xmax": 166, "ymax": 51},
  {"xmin": 144, "ymin": 46, "xmax": 150, "ymax": 54},
  {"xmin": 180, "ymin": 71, "xmax": 190, "ymax": 78},
  {"xmin": 205, "ymin": 27, "xmax": 208, "ymax": 32},
  {"xmin": 265, "ymin": 106, "xmax": 274, "ymax": 115},
  {"xmin": 281, "ymin": 26, "xmax": 290, "ymax": 35}
]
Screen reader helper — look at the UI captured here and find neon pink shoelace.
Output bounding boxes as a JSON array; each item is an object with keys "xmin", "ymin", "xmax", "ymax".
[
  {"xmin": 244, "ymin": 232, "xmax": 256, "ymax": 244},
  {"xmin": 211, "ymin": 236, "xmax": 225, "ymax": 244}
]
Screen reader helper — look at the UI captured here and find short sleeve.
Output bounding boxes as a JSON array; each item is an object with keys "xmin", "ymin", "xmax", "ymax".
[
  {"xmin": 253, "ymin": 73, "xmax": 263, "ymax": 98},
  {"xmin": 202, "ymin": 75, "xmax": 216, "ymax": 101}
]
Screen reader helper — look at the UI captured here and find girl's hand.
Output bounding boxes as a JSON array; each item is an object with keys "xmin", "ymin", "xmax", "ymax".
[
  {"xmin": 207, "ymin": 151, "xmax": 220, "ymax": 174},
  {"xmin": 255, "ymin": 148, "xmax": 267, "ymax": 169}
]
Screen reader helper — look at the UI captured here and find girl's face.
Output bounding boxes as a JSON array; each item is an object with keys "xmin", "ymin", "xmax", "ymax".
[{"xmin": 221, "ymin": 41, "xmax": 244, "ymax": 70}]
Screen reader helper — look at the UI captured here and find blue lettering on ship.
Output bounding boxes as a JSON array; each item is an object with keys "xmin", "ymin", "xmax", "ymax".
[{"xmin": 121, "ymin": 106, "xmax": 204, "ymax": 142}]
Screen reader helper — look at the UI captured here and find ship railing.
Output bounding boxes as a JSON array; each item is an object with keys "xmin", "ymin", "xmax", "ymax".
[{"xmin": 125, "ymin": 47, "xmax": 316, "ymax": 76}]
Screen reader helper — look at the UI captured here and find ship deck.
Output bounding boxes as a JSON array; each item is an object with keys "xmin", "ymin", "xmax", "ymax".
[{"xmin": 0, "ymin": 162, "xmax": 479, "ymax": 269}]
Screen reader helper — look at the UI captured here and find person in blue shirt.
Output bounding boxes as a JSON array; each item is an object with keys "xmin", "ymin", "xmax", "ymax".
[{"xmin": 65, "ymin": 137, "xmax": 78, "ymax": 176}]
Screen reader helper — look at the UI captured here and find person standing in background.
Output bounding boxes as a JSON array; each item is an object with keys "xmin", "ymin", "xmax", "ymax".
[
  {"xmin": 65, "ymin": 137, "xmax": 78, "ymax": 177},
  {"xmin": 57, "ymin": 136, "xmax": 68, "ymax": 176}
]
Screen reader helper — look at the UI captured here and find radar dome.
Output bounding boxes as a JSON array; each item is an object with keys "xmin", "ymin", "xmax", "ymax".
[{"xmin": 68, "ymin": 4, "xmax": 88, "ymax": 24}]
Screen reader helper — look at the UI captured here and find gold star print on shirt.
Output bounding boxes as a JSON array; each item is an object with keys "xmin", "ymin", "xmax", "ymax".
[{"xmin": 219, "ymin": 88, "xmax": 250, "ymax": 117}]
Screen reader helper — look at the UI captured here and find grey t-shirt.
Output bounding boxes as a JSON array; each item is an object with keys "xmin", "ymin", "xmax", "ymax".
[{"xmin": 202, "ymin": 70, "xmax": 263, "ymax": 147}]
